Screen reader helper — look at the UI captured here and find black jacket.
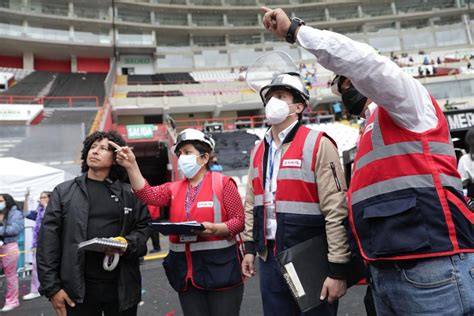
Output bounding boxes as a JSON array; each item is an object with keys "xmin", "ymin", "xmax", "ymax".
[{"xmin": 37, "ymin": 173, "xmax": 151, "ymax": 311}]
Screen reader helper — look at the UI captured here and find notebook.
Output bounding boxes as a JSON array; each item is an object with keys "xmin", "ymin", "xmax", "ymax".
[
  {"xmin": 78, "ymin": 237, "xmax": 128, "ymax": 253},
  {"xmin": 148, "ymin": 221, "xmax": 205, "ymax": 235}
]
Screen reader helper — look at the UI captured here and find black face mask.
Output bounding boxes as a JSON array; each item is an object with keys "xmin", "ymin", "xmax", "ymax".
[{"xmin": 341, "ymin": 86, "xmax": 368, "ymax": 116}]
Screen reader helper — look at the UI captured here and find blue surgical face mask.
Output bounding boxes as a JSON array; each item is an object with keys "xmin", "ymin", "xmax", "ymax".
[
  {"xmin": 178, "ymin": 154, "xmax": 204, "ymax": 179},
  {"xmin": 0, "ymin": 202, "xmax": 5, "ymax": 211}
]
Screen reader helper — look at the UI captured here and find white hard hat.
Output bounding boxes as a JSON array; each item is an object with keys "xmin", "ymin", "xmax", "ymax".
[
  {"xmin": 174, "ymin": 128, "xmax": 215, "ymax": 154},
  {"xmin": 259, "ymin": 72, "xmax": 310, "ymax": 106}
]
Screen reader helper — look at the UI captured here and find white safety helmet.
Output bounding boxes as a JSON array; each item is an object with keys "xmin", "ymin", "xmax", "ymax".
[
  {"xmin": 259, "ymin": 72, "xmax": 310, "ymax": 106},
  {"xmin": 174, "ymin": 128, "xmax": 215, "ymax": 154}
]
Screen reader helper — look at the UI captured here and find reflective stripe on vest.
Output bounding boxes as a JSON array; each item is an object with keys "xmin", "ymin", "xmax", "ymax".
[
  {"xmin": 213, "ymin": 191, "xmax": 222, "ymax": 223},
  {"xmin": 255, "ymin": 194, "xmax": 263, "ymax": 206},
  {"xmin": 354, "ymin": 111, "xmax": 456, "ymax": 172},
  {"xmin": 355, "ymin": 140, "xmax": 456, "ymax": 171},
  {"xmin": 249, "ymin": 127, "xmax": 326, "ymax": 211},
  {"xmin": 169, "ymin": 239, "xmax": 236, "ymax": 252},
  {"xmin": 275, "ymin": 201, "xmax": 321, "ymax": 215},
  {"xmin": 353, "ymin": 108, "xmax": 460, "ymax": 197},
  {"xmin": 351, "ymin": 173, "xmax": 462, "ymax": 204}
]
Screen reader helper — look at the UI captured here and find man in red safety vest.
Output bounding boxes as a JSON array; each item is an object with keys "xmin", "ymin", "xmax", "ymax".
[
  {"xmin": 261, "ymin": 6, "xmax": 474, "ymax": 315},
  {"xmin": 241, "ymin": 70, "xmax": 352, "ymax": 314}
]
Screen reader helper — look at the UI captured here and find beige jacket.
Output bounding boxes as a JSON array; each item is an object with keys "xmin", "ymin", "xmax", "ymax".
[{"xmin": 243, "ymin": 131, "xmax": 351, "ymax": 267}]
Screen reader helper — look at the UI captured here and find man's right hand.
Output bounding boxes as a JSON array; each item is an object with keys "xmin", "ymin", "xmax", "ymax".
[
  {"xmin": 50, "ymin": 289, "xmax": 75, "ymax": 316},
  {"xmin": 242, "ymin": 254, "xmax": 256, "ymax": 278},
  {"xmin": 261, "ymin": 6, "xmax": 292, "ymax": 39}
]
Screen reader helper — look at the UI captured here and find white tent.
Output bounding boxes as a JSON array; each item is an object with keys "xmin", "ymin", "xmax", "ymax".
[
  {"xmin": 0, "ymin": 157, "xmax": 66, "ymax": 267},
  {"xmin": 0, "ymin": 157, "xmax": 66, "ymax": 201}
]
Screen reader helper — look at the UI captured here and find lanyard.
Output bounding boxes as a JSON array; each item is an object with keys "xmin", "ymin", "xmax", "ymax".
[
  {"xmin": 185, "ymin": 177, "xmax": 204, "ymax": 221},
  {"xmin": 268, "ymin": 140, "xmax": 278, "ymax": 193}
]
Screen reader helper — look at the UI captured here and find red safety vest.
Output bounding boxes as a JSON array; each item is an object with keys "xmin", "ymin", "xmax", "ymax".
[
  {"xmin": 249, "ymin": 125, "xmax": 334, "ymax": 253},
  {"xmin": 348, "ymin": 97, "xmax": 474, "ymax": 261},
  {"xmin": 165, "ymin": 172, "xmax": 243, "ymax": 291}
]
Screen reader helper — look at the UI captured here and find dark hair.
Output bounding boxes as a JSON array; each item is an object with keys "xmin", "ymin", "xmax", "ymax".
[
  {"xmin": 0, "ymin": 193, "xmax": 17, "ymax": 221},
  {"xmin": 80, "ymin": 131, "xmax": 127, "ymax": 181},
  {"xmin": 465, "ymin": 128, "xmax": 474, "ymax": 160},
  {"xmin": 41, "ymin": 191, "xmax": 52, "ymax": 198},
  {"xmin": 177, "ymin": 140, "xmax": 213, "ymax": 170}
]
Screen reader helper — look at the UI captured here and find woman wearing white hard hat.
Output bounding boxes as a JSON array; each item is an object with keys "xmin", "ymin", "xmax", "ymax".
[{"xmin": 114, "ymin": 128, "xmax": 245, "ymax": 316}]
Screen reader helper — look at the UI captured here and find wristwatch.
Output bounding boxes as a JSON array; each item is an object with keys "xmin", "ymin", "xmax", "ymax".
[{"xmin": 286, "ymin": 17, "xmax": 305, "ymax": 44}]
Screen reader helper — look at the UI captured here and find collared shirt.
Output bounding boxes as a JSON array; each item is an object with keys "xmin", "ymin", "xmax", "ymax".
[
  {"xmin": 297, "ymin": 25, "xmax": 438, "ymax": 133},
  {"xmin": 263, "ymin": 120, "xmax": 298, "ymax": 240}
]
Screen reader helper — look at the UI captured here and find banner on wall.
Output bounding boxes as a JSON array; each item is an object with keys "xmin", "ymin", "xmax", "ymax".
[
  {"xmin": 0, "ymin": 104, "xmax": 43, "ymax": 124},
  {"xmin": 118, "ymin": 54, "xmax": 154, "ymax": 75},
  {"xmin": 444, "ymin": 109, "xmax": 474, "ymax": 132}
]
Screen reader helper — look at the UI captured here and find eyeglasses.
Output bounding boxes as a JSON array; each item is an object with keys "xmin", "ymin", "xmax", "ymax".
[{"xmin": 39, "ymin": 196, "xmax": 48, "ymax": 200}]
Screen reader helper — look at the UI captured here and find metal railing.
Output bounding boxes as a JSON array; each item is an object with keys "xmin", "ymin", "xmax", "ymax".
[
  {"xmin": 173, "ymin": 111, "xmax": 332, "ymax": 131},
  {"xmin": 0, "ymin": 95, "xmax": 99, "ymax": 107}
]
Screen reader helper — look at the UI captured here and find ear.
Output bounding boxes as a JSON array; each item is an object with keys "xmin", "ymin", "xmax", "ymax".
[
  {"xmin": 201, "ymin": 153, "xmax": 210, "ymax": 165},
  {"xmin": 295, "ymin": 103, "xmax": 305, "ymax": 114}
]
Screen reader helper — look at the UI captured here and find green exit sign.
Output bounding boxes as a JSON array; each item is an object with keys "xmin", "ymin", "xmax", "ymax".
[
  {"xmin": 126, "ymin": 124, "xmax": 154, "ymax": 139},
  {"xmin": 123, "ymin": 57, "xmax": 151, "ymax": 64}
]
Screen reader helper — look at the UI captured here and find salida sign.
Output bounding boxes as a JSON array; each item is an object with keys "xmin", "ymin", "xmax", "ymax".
[
  {"xmin": 126, "ymin": 124, "xmax": 155, "ymax": 139},
  {"xmin": 444, "ymin": 109, "xmax": 474, "ymax": 132}
]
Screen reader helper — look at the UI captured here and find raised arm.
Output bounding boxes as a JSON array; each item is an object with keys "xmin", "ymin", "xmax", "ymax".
[
  {"xmin": 109, "ymin": 141, "xmax": 146, "ymax": 191},
  {"xmin": 261, "ymin": 6, "xmax": 437, "ymax": 132}
]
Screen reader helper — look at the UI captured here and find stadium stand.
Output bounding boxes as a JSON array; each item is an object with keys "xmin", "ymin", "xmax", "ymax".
[
  {"xmin": 2, "ymin": 72, "xmax": 105, "ymax": 107},
  {"xmin": 190, "ymin": 70, "xmax": 241, "ymax": 83},
  {"xmin": 127, "ymin": 91, "xmax": 184, "ymax": 97},
  {"xmin": 1, "ymin": 72, "xmax": 56, "ymax": 97},
  {"xmin": 0, "ymin": 67, "xmax": 33, "ymax": 81},
  {"xmin": 41, "ymin": 108, "xmax": 98, "ymax": 134},
  {"xmin": 127, "ymin": 73, "xmax": 198, "ymax": 85},
  {"xmin": 45, "ymin": 73, "xmax": 106, "ymax": 107},
  {"xmin": 211, "ymin": 131, "xmax": 259, "ymax": 170}
]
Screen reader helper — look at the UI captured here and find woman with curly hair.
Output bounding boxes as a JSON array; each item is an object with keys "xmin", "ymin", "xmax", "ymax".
[{"xmin": 37, "ymin": 131, "xmax": 150, "ymax": 316}]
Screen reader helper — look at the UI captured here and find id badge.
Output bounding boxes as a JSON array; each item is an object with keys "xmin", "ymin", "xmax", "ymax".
[
  {"xmin": 179, "ymin": 235, "xmax": 197, "ymax": 242},
  {"xmin": 264, "ymin": 191, "xmax": 275, "ymax": 208}
]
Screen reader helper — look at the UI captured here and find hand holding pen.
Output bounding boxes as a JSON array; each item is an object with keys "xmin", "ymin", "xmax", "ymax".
[
  {"xmin": 108, "ymin": 140, "xmax": 137, "ymax": 169},
  {"xmin": 109, "ymin": 140, "xmax": 147, "ymax": 191}
]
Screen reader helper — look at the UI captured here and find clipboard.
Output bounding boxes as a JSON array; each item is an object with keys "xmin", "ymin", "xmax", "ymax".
[
  {"xmin": 277, "ymin": 234, "xmax": 366, "ymax": 312},
  {"xmin": 148, "ymin": 221, "xmax": 205, "ymax": 235},
  {"xmin": 277, "ymin": 235, "xmax": 329, "ymax": 312}
]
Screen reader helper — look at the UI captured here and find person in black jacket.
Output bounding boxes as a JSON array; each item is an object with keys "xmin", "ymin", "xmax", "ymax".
[{"xmin": 37, "ymin": 131, "xmax": 151, "ymax": 316}]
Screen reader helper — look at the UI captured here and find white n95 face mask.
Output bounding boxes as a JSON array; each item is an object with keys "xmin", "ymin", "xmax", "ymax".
[
  {"xmin": 178, "ymin": 154, "xmax": 203, "ymax": 179},
  {"xmin": 265, "ymin": 97, "xmax": 291, "ymax": 125}
]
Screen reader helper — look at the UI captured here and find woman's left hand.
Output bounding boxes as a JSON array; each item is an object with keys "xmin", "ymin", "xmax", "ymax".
[{"xmin": 195, "ymin": 222, "xmax": 216, "ymax": 237}]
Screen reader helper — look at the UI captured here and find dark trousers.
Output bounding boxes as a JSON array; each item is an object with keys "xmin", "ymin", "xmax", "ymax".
[
  {"xmin": 178, "ymin": 283, "xmax": 244, "ymax": 316},
  {"xmin": 259, "ymin": 242, "xmax": 338, "ymax": 316},
  {"xmin": 66, "ymin": 280, "xmax": 138, "ymax": 316},
  {"xmin": 150, "ymin": 230, "xmax": 161, "ymax": 251}
]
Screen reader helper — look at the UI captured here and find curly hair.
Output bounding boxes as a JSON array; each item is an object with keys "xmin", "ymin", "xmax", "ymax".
[{"xmin": 80, "ymin": 131, "xmax": 127, "ymax": 181}]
